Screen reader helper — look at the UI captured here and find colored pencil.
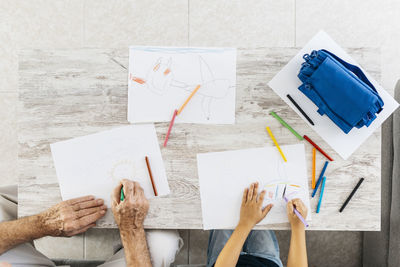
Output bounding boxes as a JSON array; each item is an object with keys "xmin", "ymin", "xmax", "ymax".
[
  {"xmin": 303, "ymin": 135, "xmax": 334, "ymax": 161},
  {"xmin": 316, "ymin": 176, "xmax": 326, "ymax": 213},
  {"xmin": 145, "ymin": 156, "xmax": 158, "ymax": 196},
  {"xmin": 312, "ymin": 148, "xmax": 316, "ymax": 189},
  {"xmin": 163, "ymin": 109, "xmax": 178, "ymax": 147},
  {"xmin": 269, "ymin": 111, "xmax": 304, "ymax": 140},
  {"xmin": 283, "ymin": 194, "xmax": 309, "ymax": 227},
  {"xmin": 286, "ymin": 94, "xmax": 314, "ymax": 126},
  {"xmin": 339, "ymin": 178, "xmax": 364, "ymax": 212},
  {"xmin": 312, "ymin": 176, "xmax": 323, "ymax": 198},
  {"xmin": 312, "ymin": 161, "xmax": 329, "ymax": 197},
  {"xmin": 120, "ymin": 187, "xmax": 125, "ymax": 201},
  {"xmin": 266, "ymin": 126, "xmax": 287, "ymax": 162},
  {"xmin": 177, "ymin": 85, "xmax": 201, "ymax": 115}
]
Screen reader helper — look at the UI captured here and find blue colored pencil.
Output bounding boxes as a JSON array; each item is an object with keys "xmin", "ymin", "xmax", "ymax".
[
  {"xmin": 316, "ymin": 176, "xmax": 327, "ymax": 213},
  {"xmin": 312, "ymin": 161, "xmax": 329, "ymax": 197}
]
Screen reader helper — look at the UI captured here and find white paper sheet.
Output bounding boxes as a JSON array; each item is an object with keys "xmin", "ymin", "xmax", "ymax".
[
  {"xmin": 197, "ymin": 144, "xmax": 311, "ymax": 230},
  {"xmin": 128, "ymin": 47, "xmax": 236, "ymax": 124},
  {"xmin": 51, "ymin": 124, "xmax": 169, "ymax": 207},
  {"xmin": 268, "ymin": 31, "xmax": 399, "ymax": 160}
]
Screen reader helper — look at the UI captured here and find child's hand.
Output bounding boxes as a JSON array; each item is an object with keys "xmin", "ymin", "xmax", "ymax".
[
  {"xmin": 286, "ymin": 198, "xmax": 307, "ymax": 229},
  {"xmin": 238, "ymin": 182, "xmax": 273, "ymax": 230}
]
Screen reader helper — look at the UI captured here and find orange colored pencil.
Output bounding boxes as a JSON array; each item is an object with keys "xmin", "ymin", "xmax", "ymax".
[
  {"xmin": 145, "ymin": 156, "xmax": 158, "ymax": 196},
  {"xmin": 312, "ymin": 148, "xmax": 316, "ymax": 189},
  {"xmin": 177, "ymin": 85, "xmax": 201, "ymax": 115}
]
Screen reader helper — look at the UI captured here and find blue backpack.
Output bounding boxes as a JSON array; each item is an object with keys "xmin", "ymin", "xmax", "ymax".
[{"xmin": 298, "ymin": 49, "xmax": 384, "ymax": 134}]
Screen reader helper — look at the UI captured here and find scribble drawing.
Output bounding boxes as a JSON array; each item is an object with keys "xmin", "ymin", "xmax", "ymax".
[
  {"xmin": 130, "ymin": 55, "xmax": 235, "ymax": 120},
  {"xmin": 145, "ymin": 57, "xmax": 174, "ymax": 95},
  {"xmin": 109, "ymin": 159, "xmax": 147, "ymax": 185}
]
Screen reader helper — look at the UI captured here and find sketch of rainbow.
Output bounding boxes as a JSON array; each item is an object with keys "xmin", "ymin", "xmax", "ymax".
[{"xmin": 263, "ymin": 182, "xmax": 304, "ymax": 201}]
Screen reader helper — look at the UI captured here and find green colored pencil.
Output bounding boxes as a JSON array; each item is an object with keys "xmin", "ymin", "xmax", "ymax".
[
  {"xmin": 120, "ymin": 187, "xmax": 125, "ymax": 201},
  {"xmin": 270, "ymin": 111, "xmax": 303, "ymax": 140}
]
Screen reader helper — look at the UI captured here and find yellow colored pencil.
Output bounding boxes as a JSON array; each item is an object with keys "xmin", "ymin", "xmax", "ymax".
[
  {"xmin": 266, "ymin": 126, "xmax": 287, "ymax": 162},
  {"xmin": 177, "ymin": 85, "xmax": 201, "ymax": 115},
  {"xmin": 312, "ymin": 148, "xmax": 316, "ymax": 189}
]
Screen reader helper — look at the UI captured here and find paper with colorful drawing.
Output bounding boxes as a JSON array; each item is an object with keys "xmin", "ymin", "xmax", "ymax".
[
  {"xmin": 197, "ymin": 144, "xmax": 311, "ymax": 230},
  {"xmin": 128, "ymin": 47, "xmax": 236, "ymax": 124},
  {"xmin": 51, "ymin": 124, "xmax": 170, "ymax": 208},
  {"xmin": 268, "ymin": 31, "xmax": 399, "ymax": 160}
]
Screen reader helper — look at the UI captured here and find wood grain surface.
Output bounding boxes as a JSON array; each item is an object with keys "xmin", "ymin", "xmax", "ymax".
[{"xmin": 18, "ymin": 48, "xmax": 381, "ymax": 230}]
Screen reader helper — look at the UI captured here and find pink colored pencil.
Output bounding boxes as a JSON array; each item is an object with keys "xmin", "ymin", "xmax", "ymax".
[{"xmin": 163, "ymin": 110, "xmax": 178, "ymax": 147}]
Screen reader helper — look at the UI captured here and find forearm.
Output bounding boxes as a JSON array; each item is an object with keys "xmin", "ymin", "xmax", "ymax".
[
  {"xmin": 0, "ymin": 214, "xmax": 48, "ymax": 254},
  {"xmin": 120, "ymin": 228, "xmax": 152, "ymax": 267},
  {"xmin": 287, "ymin": 226, "xmax": 308, "ymax": 267},
  {"xmin": 214, "ymin": 224, "xmax": 251, "ymax": 267}
]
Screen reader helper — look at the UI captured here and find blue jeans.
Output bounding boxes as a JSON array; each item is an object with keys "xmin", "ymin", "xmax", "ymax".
[{"xmin": 207, "ymin": 230, "xmax": 283, "ymax": 267}]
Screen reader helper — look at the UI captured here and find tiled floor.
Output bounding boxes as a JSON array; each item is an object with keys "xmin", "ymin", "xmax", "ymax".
[{"xmin": 1, "ymin": 0, "xmax": 399, "ymax": 265}]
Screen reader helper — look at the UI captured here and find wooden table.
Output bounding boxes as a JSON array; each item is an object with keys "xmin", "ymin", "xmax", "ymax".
[{"xmin": 18, "ymin": 48, "xmax": 381, "ymax": 230}]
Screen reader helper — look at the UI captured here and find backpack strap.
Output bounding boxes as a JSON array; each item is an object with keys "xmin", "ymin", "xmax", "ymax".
[{"xmin": 321, "ymin": 49, "xmax": 377, "ymax": 93}]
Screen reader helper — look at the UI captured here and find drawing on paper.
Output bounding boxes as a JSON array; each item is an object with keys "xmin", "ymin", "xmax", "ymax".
[
  {"xmin": 262, "ymin": 160, "xmax": 305, "ymax": 203},
  {"xmin": 263, "ymin": 181, "xmax": 305, "ymax": 204},
  {"xmin": 109, "ymin": 159, "xmax": 148, "ymax": 185},
  {"xmin": 129, "ymin": 55, "xmax": 235, "ymax": 120}
]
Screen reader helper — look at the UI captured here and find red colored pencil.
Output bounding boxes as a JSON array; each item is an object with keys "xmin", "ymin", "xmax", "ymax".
[
  {"xmin": 145, "ymin": 156, "xmax": 158, "ymax": 196},
  {"xmin": 163, "ymin": 109, "xmax": 178, "ymax": 147},
  {"xmin": 303, "ymin": 135, "xmax": 334, "ymax": 161}
]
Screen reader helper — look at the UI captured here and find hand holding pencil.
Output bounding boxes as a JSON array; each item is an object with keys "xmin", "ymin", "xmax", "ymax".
[
  {"xmin": 111, "ymin": 179, "xmax": 149, "ymax": 231},
  {"xmin": 286, "ymin": 198, "xmax": 308, "ymax": 229}
]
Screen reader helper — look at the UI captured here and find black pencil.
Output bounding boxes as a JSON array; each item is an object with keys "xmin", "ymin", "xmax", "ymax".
[
  {"xmin": 286, "ymin": 94, "xmax": 315, "ymax": 126},
  {"xmin": 339, "ymin": 178, "xmax": 364, "ymax": 212}
]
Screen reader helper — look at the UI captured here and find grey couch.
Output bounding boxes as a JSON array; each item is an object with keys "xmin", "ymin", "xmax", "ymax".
[{"xmin": 363, "ymin": 80, "xmax": 400, "ymax": 267}]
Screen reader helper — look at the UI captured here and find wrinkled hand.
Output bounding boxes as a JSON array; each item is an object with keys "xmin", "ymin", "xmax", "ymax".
[
  {"xmin": 238, "ymin": 182, "xmax": 273, "ymax": 229},
  {"xmin": 286, "ymin": 198, "xmax": 308, "ymax": 229},
  {"xmin": 111, "ymin": 179, "xmax": 149, "ymax": 231},
  {"xmin": 40, "ymin": 196, "xmax": 107, "ymax": 237}
]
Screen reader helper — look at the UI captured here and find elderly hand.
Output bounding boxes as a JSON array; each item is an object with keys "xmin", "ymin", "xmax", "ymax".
[
  {"xmin": 238, "ymin": 182, "xmax": 273, "ymax": 229},
  {"xmin": 39, "ymin": 196, "xmax": 107, "ymax": 237},
  {"xmin": 111, "ymin": 179, "xmax": 149, "ymax": 232}
]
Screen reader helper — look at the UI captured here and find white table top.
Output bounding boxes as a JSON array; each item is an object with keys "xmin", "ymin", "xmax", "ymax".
[{"xmin": 18, "ymin": 48, "xmax": 381, "ymax": 230}]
